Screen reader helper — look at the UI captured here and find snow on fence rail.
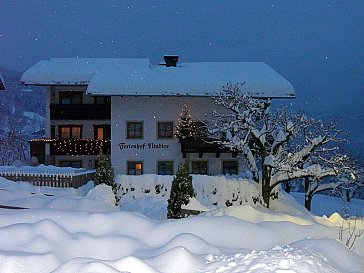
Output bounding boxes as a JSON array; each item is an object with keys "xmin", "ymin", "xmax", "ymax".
[{"xmin": 0, "ymin": 165, "xmax": 95, "ymax": 188}]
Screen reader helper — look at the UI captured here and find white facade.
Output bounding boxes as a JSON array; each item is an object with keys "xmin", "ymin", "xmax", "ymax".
[
  {"xmin": 111, "ymin": 96, "xmax": 240, "ymax": 175},
  {"xmin": 21, "ymin": 56, "xmax": 295, "ymax": 176}
]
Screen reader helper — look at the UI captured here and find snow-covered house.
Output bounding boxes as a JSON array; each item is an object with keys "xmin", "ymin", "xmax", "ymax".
[{"xmin": 21, "ymin": 56, "xmax": 294, "ymax": 175}]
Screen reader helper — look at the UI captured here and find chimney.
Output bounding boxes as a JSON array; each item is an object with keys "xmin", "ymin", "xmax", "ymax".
[{"xmin": 163, "ymin": 55, "xmax": 179, "ymax": 67}]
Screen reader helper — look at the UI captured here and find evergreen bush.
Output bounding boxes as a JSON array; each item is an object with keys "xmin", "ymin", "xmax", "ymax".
[
  {"xmin": 167, "ymin": 162, "xmax": 195, "ymax": 219},
  {"xmin": 94, "ymin": 148, "xmax": 120, "ymax": 206}
]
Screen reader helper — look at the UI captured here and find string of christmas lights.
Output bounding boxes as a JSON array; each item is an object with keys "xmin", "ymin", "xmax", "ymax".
[{"xmin": 175, "ymin": 103, "xmax": 197, "ymax": 141}]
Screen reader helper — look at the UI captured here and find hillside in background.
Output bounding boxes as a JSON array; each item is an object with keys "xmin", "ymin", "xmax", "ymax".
[{"xmin": 0, "ymin": 67, "xmax": 45, "ymax": 139}]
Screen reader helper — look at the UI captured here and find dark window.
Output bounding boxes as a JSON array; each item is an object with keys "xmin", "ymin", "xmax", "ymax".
[
  {"xmin": 59, "ymin": 91, "xmax": 83, "ymax": 104},
  {"xmin": 94, "ymin": 160, "xmax": 99, "ymax": 169},
  {"xmin": 94, "ymin": 96, "xmax": 111, "ymax": 104},
  {"xmin": 191, "ymin": 161, "xmax": 208, "ymax": 175},
  {"xmin": 94, "ymin": 125, "xmax": 111, "ymax": 140},
  {"xmin": 127, "ymin": 161, "xmax": 143, "ymax": 175},
  {"xmin": 158, "ymin": 122, "xmax": 173, "ymax": 139},
  {"xmin": 51, "ymin": 125, "xmax": 55, "ymax": 139},
  {"xmin": 127, "ymin": 122, "xmax": 143, "ymax": 139},
  {"xmin": 59, "ymin": 160, "xmax": 82, "ymax": 168},
  {"xmin": 223, "ymin": 161, "xmax": 238, "ymax": 175},
  {"xmin": 59, "ymin": 125, "xmax": 82, "ymax": 139},
  {"xmin": 157, "ymin": 161, "xmax": 173, "ymax": 175},
  {"xmin": 193, "ymin": 121, "xmax": 208, "ymax": 138}
]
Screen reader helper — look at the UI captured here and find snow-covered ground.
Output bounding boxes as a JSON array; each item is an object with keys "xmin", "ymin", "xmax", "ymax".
[{"xmin": 0, "ymin": 176, "xmax": 363, "ymax": 273}]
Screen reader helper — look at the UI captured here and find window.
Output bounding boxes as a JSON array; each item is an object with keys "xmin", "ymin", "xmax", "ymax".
[
  {"xmin": 127, "ymin": 122, "xmax": 143, "ymax": 139},
  {"xmin": 97, "ymin": 127, "xmax": 104, "ymax": 140},
  {"xmin": 193, "ymin": 121, "xmax": 208, "ymax": 138},
  {"xmin": 191, "ymin": 161, "xmax": 208, "ymax": 175},
  {"xmin": 157, "ymin": 161, "xmax": 173, "ymax": 175},
  {"xmin": 94, "ymin": 125, "xmax": 111, "ymax": 140},
  {"xmin": 94, "ymin": 96, "xmax": 111, "ymax": 104},
  {"xmin": 59, "ymin": 91, "xmax": 83, "ymax": 104},
  {"xmin": 127, "ymin": 161, "xmax": 143, "ymax": 175},
  {"xmin": 222, "ymin": 161, "xmax": 238, "ymax": 175},
  {"xmin": 158, "ymin": 122, "xmax": 173, "ymax": 139},
  {"xmin": 59, "ymin": 125, "xmax": 82, "ymax": 139},
  {"xmin": 59, "ymin": 160, "xmax": 82, "ymax": 168},
  {"xmin": 51, "ymin": 125, "xmax": 55, "ymax": 139}
]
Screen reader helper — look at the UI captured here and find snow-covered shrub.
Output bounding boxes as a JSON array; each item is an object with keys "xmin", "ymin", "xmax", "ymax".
[
  {"xmin": 167, "ymin": 162, "xmax": 196, "ymax": 219},
  {"xmin": 94, "ymin": 149, "xmax": 119, "ymax": 206},
  {"xmin": 86, "ymin": 183, "xmax": 117, "ymax": 208}
]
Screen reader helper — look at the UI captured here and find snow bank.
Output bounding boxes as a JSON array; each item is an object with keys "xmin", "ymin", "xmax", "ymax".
[
  {"xmin": 0, "ymin": 207, "xmax": 363, "ymax": 273},
  {"xmin": 117, "ymin": 174, "xmax": 262, "ymax": 210},
  {"xmin": 0, "ymin": 177, "xmax": 116, "ymax": 212},
  {"xmin": 86, "ymin": 183, "xmax": 117, "ymax": 208},
  {"xmin": 1, "ymin": 176, "xmax": 364, "ymax": 272}
]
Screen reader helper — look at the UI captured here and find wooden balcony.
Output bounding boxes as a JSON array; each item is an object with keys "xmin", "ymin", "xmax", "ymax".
[
  {"xmin": 29, "ymin": 139, "xmax": 111, "ymax": 159},
  {"xmin": 180, "ymin": 138, "xmax": 238, "ymax": 158},
  {"xmin": 50, "ymin": 104, "xmax": 111, "ymax": 120},
  {"xmin": 50, "ymin": 139, "xmax": 111, "ymax": 155}
]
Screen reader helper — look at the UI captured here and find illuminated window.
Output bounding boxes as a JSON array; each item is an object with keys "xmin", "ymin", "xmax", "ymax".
[
  {"xmin": 158, "ymin": 122, "xmax": 173, "ymax": 139},
  {"xmin": 59, "ymin": 125, "xmax": 82, "ymax": 139},
  {"xmin": 60, "ymin": 127, "xmax": 70, "ymax": 139},
  {"xmin": 222, "ymin": 161, "xmax": 238, "ymax": 175},
  {"xmin": 59, "ymin": 91, "xmax": 83, "ymax": 104},
  {"xmin": 97, "ymin": 127, "xmax": 104, "ymax": 140},
  {"xmin": 127, "ymin": 122, "xmax": 143, "ymax": 139},
  {"xmin": 157, "ymin": 161, "xmax": 173, "ymax": 175},
  {"xmin": 191, "ymin": 161, "xmax": 208, "ymax": 175},
  {"xmin": 94, "ymin": 125, "xmax": 111, "ymax": 140},
  {"xmin": 71, "ymin": 127, "xmax": 81, "ymax": 138},
  {"xmin": 127, "ymin": 161, "xmax": 143, "ymax": 175}
]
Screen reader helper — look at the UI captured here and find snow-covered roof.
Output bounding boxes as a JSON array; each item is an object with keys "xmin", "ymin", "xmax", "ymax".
[
  {"xmin": 21, "ymin": 58, "xmax": 295, "ymax": 98},
  {"xmin": 20, "ymin": 58, "xmax": 149, "ymax": 86},
  {"xmin": 0, "ymin": 73, "xmax": 5, "ymax": 91}
]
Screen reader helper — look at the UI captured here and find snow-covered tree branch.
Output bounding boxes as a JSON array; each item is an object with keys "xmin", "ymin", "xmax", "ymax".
[{"xmin": 207, "ymin": 82, "xmax": 349, "ymax": 208}]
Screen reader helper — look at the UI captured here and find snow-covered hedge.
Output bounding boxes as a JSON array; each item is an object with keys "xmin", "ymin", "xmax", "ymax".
[{"xmin": 116, "ymin": 174, "xmax": 263, "ymax": 208}]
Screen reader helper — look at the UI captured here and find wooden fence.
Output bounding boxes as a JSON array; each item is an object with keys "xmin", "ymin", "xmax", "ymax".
[{"xmin": 0, "ymin": 171, "xmax": 95, "ymax": 188}]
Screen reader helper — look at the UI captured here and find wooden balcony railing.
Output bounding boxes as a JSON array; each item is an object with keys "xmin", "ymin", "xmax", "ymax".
[
  {"xmin": 29, "ymin": 138, "xmax": 111, "ymax": 158},
  {"xmin": 180, "ymin": 138, "xmax": 238, "ymax": 158},
  {"xmin": 50, "ymin": 104, "xmax": 111, "ymax": 120},
  {"xmin": 50, "ymin": 139, "xmax": 111, "ymax": 155}
]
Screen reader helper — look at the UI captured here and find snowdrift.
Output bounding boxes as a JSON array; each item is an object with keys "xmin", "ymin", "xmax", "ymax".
[{"xmin": 0, "ymin": 176, "xmax": 364, "ymax": 272}]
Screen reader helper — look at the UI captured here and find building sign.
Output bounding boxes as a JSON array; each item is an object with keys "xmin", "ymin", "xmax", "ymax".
[{"xmin": 119, "ymin": 142, "xmax": 170, "ymax": 151}]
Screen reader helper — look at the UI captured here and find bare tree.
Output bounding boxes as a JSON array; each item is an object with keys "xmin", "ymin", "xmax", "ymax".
[
  {"xmin": 337, "ymin": 158, "xmax": 364, "ymax": 202},
  {"xmin": 0, "ymin": 130, "xmax": 28, "ymax": 165},
  {"xmin": 207, "ymin": 83, "xmax": 347, "ymax": 208}
]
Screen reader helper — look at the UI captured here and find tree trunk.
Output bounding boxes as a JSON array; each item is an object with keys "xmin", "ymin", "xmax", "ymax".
[
  {"xmin": 283, "ymin": 181, "xmax": 292, "ymax": 193},
  {"xmin": 345, "ymin": 190, "xmax": 352, "ymax": 203},
  {"xmin": 305, "ymin": 193, "xmax": 312, "ymax": 211},
  {"xmin": 262, "ymin": 182, "xmax": 271, "ymax": 208}
]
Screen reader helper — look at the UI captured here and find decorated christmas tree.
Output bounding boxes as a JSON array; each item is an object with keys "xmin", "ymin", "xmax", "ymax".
[
  {"xmin": 94, "ymin": 148, "xmax": 119, "ymax": 206},
  {"xmin": 175, "ymin": 104, "xmax": 196, "ymax": 140},
  {"xmin": 167, "ymin": 162, "xmax": 195, "ymax": 219}
]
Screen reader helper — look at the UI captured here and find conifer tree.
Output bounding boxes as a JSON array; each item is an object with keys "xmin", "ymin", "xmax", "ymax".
[
  {"xmin": 94, "ymin": 148, "xmax": 119, "ymax": 206},
  {"xmin": 167, "ymin": 162, "xmax": 195, "ymax": 219},
  {"xmin": 175, "ymin": 104, "xmax": 196, "ymax": 140}
]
